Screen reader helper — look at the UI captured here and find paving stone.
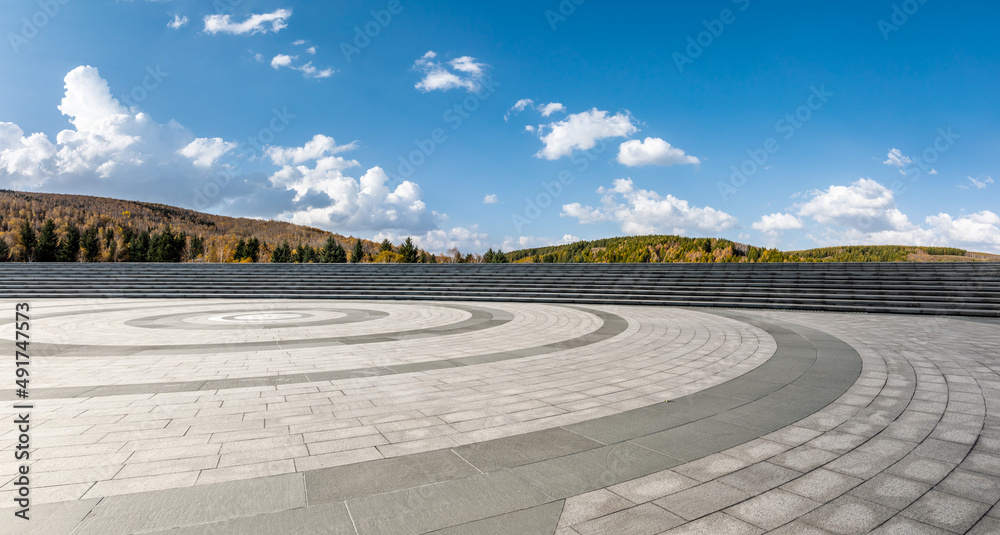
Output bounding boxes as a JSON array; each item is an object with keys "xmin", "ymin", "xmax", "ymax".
[
  {"xmin": 800, "ymin": 495, "xmax": 897, "ymax": 535},
  {"xmin": 573, "ymin": 502, "xmax": 683, "ymax": 535},
  {"xmin": 902, "ymin": 490, "xmax": 993, "ymax": 533},
  {"xmin": 848, "ymin": 473, "xmax": 932, "ymax": 510},
  {"xmin": 725, "ymin": 488, "xmax": 821, "ymax": 530},
  {"xmin": 653, "ymin": 481, "xmax": 752, "ymax": 521},
  {"xmin": 557, "ymin": 489, "xmax": 634, "ymax": 528}
]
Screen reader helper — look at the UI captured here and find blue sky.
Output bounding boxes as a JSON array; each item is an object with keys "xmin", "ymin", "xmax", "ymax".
[{"xmin": 1, "ymin": 0, "xmax": 998, "ymax": 253}]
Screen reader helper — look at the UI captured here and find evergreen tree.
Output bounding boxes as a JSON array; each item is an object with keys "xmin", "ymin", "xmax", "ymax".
[
  {"xmin": 246, "ymin": 238, "xmax": 260, "ymax": 262},
  {"xmin": 483, "ymin": 248, "xmax": 495, "ymax": 263},
  {"xmin": 321, "ymin": 237, "xmax": 348, "ymax": 263},
  {"xmin": 350, "ymin": 240, "xmax": 364, "ymax": 263},
  {"xmin": 0, "ymin": 238, "xmax": 10, "ymax": 262},
  {"xmin": 271, "ymin": 241, "xmax": 292, "ymax": 263},
  {"xmin": 189, "ymin": 236, "xmax": 205, "ymax": 259},
  {"xmin": 81, "ymin": 227, "xmax": 101, "ymax": 262},
  {"xmin": 18, "ymin": 220, "xmax": 36, "ymax": 261},
  {"xmin": 380, "ymin": 238, "xmax": 393, "ymax": 252},
  {"xmin": 129, "ymin": 230, "xmax": 151, "ymax": 262},
  {"xmin": 35, "ymin": 219, "xmax": 58, "ymax": 262},
  {"xmin": 56, "ymin": 224, "xmax": 81, "ymax": 262},
  {"xmin": 398, "ymin": 237, "xmax": 418, "ymax": 263},
  {"xmin": 234, "ymin": 239, "xmax": 247, "ymax": 261},
  {"xmin": 493, "ymin": 248, "xmax": 509, "ymax": 263}
]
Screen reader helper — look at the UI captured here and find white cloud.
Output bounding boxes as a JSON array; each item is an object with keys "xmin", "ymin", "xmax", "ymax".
[
  {"xmin": 617, "ymin": 137, "xmax": 700, "ymax": 167},
  {"xmin": 292, "ymin": 39, "xmax": 307, "ymax": 45},
  {"xmin": 178, "ymin": 138, "xmax": 236, "ymax": 167},
  {"xmin": 505, "ymin": 99, "xmax": 534, "ymax": 121},
  {"xmin": 960, "ymin": 175, "xmax": 993, "ymax": 190},
  {"xmin": 500, "ymin": 234, "xmax": 579, "ymax": 251},
  {"xmin": 270, "ymin": 54, "xmax": 334, "ymax": 79},
  {"xmin": 795, "ymin": 178, "xmax": 1000, "ymax": 252},
  {"xmin": 167, "ymin": 14, "xmax": 188, "ymax": 30},
  {"xmin": 376, "ymin": 226, "xmax": 490, "ymax": 254},
  {"xmin": 204, "ymin": 9, "xmax": 292, "ymax": 35},
  {"xmin": 306, "ymin": 46, "xmax": 317, "ymax": 55},
  {"xmin": 413, "ymin": 51, "xmax": 488, "ymax": 92},
  {"xmin": 797, "ymin": 178, "xmax": 911, "ymax": 232},
  {"xmin": 483, "ymin": 194, "xmax": 499, "ymax": 204},
  {"xmin": 267, "ymin": 136, "xmax": 437, "ymax": 233},
  {"xmin": 883, "ymin": 148, "xmax": 912, "ymax": 167},
  {"xmin": 539, "ymin": 102, "xmax": 566, "ymax": 117},
  {"xmin": 751, "ymin": 212, "xmax": 803, "ymax": 233},
  {"xmin": 561, "ymin": 178, "xmax": 738, "ymax": 235},
  {"xmin": 535, "ymin": 108, "xmax": 637, "ymax": 160},
  {"xmin": 0, "ymin": 66, "xmax": 240, "ymax": 203},
  {"xmin": 266, "ymin": 134, "xmax": 357, "ymax": 166},
  {"xmin": 270, "ymin": 54, "xmax": 295, "ymax": 69}
]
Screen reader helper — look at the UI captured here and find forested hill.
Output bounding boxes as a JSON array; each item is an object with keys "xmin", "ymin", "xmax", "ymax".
[
  {"xmin": 506, "ymin": 235, "xmax": 999, "ymax": 264},
  {"xmin": 0, "ymin": 190, "xmax": 395, "ymax": 263}
]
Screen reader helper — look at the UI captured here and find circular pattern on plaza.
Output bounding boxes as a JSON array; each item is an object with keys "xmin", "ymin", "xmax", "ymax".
[{"xmin": 1, "ymin": 298, "xmax": 998, "ymax": 534}]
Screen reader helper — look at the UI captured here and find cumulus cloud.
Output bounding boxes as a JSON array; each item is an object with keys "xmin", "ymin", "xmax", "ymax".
[
  {"xmin": 797, "ymin": 178, "xmax": 911, "ymax": 233},
  {"xmin": 561, "ymin": 178, "xmax": 738, "ymax": 235},
  {"xmin": 883, "ymin": 148, "xmax": 912, "ymax": 167},
  {"xmin": 0, "ymin": 65, "xmax": 473, "ymax": 242},
  {"xmin": 500, "ymin": 234, "xmax": 579, "ymax": 251},
  {"xmin": 265, "ymin": 134, "xmax": 357, "ymax": 166},
  {"xmin": 960, "ymin": 175, "xmax": 993, "ymax": 190},
  {"xmin": 535, "ymin": 108, "xmax": 637, "ymax": 160},
  {"xmin": 204, "ymin": 9, "xmax": 292, "ymax": 35},
  {"xmin": 178, "ymin": 138, "xmax": 236, "ymax": 167},
  {"xmin": 0, "ymin": 66, "xmax": 244, "ymax": 204},
  {"xmin": 375, "ymin": 226, "xmax": 490, "ymax": 254},
  {"xmin": 167, "ymin": 14, "xmax": 188, "ymax": 30},
  {"xmin": 751, "ymin": 212, "xmax": 803, "ymax": 233},
  {"xmin": 483, "ymin": 194, "xmax": 499, "ymax": 204},
  {"xmin": 506, "ymin": 100, "xmax": 566, "ymax": 122},
  {"xmin": 795, "ymin": 178, "xmax": 1000, "ymax": 252},
  {"xmin": 266, "ymin": 138, "xmax": 436, "ymax": 233},
  {"xmin": 413, "ymin": 51, "xmax": 488, "ymax": 92},
  {"xmin": 617, "ymin": 137, "xmax": 700, "ymax": 167}
]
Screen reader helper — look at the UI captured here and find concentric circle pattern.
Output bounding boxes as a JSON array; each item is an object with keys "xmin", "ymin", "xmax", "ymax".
[{"xmin": 0, "ymin": 299, "xmax": 998, "ymax": 534}]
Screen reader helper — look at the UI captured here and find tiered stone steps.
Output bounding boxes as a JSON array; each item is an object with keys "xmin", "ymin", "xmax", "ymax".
[{"xmin": 1, "ymin": 262, "xmax": 998, "ymax": 316}]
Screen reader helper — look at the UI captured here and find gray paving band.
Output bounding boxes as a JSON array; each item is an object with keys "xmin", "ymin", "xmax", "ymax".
[
  {"xmin": 31, "ymin": 304, "xmax": 513, "ymax": 357},
  {"xmin": 123, "ymin": 307, "xmax": 390, "ymax": 330},
  {"xmin": 5, "ymin": 306, "xmax": 628, "ymax": 400},
  {"xmin": 297, "ymin": 310, "xmax": 861, "ymax": 534},
  {"xmin": 6, "ymin": 310, "xmax": 863, "ymax": 534}
]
